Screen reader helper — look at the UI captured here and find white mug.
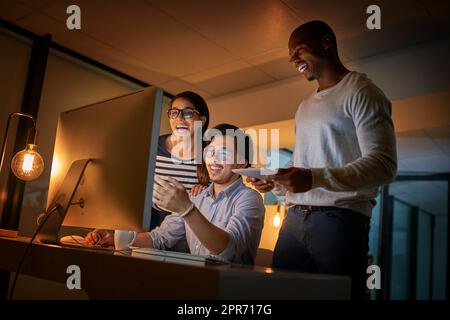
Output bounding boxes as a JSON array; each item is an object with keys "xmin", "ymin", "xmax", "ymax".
[{"xmin": 114, "ymin": 230, "xmax": 137, "ymax": 250}]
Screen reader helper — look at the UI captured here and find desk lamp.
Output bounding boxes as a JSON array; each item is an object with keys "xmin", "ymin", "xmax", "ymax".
[{"xmin": 0, "ymin": 112, "xmax": 44, "ymax": 237}]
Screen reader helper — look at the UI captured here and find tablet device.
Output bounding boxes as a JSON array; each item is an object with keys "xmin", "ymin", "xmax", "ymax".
[{"xmin": 232, "ymin": 168, "xmax": 278, "ymax": 180}]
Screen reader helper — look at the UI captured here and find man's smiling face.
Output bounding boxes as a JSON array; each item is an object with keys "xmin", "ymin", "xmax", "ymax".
[
  {"xmin": 288, "ymin": 34, "xmax": 326, "ymax": 81},
  {"xmin": 204, "ymin": 135, "xmax": 246, "ymax": 184}
]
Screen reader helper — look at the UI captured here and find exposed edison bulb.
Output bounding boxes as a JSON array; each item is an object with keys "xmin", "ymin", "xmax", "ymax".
[
  {"xmin": 273, "ymin": 211, "xmax": 281, "ymax": 228},
  {"xmin": 11, "ymin": 144, "xmax": 44, "ymax": 181}
]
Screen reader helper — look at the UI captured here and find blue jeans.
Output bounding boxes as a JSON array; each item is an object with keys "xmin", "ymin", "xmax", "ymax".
[{"xmin": 272, "ymin": 206, "xmax": 370, "ymax": 299}]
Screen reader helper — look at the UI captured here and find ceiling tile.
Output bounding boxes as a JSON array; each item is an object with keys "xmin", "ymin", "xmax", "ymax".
[
  {"xmin": 0, "ymin": 0, "xmax": 33, "ymax": 21},
  {"xmin": 252, "ymin": 57, "xmax": 299, "ymax": 80},
  {"xmin": 182, "ymin": 60, "xmax": 249, "ymax": 83},
  {"xmin": 16, "ymin": 11, "xmax": 174, "ymax": 85},
  {"xmin": 282, "ymin": 0, "xmax": 429, "ymax": 39},
  {"xmin": 397, "ymin": 129, "xmax": 444, "ymax": 159},
  {"xmin": 158, "ymin": 78, "xmax": 213, "ymax": 99},
  {"xmin": 422, "ymin": 0, "xmax": 450, "ymax": 30},
  {"xmin": 246, "ymin": 49, "xmax": 299, "ymax": 79},
  {"xmin": 281, "ymin": 0, "xmax": 368, "ymax": 35},
  {"xmin": 245, "ymin": 48, "xmax": 288, "ymax": 65},
  {"xmin": 147, "ymin": 0, "xmax": 302, "ymax": 58},
  {"xmin": 281, "ymin": 0, "xmax": 442, "ymax": 61},
  {"xmin": 246, "ymin": 46, "xmax": 350, "ymax": 79},
  {"xmin": 397, "ymin": 161, "xmax": 412, "ymax": 172},
  {"xmin": 401, "ymin": 154, "xmax": 450, "ymax": 173},
  {"xmin": 39, "ymin": 0, "xmax": 238, "ymax": 77},
  {"xmin": 423, "ymin": 126, "xmax": 450, "ymax": 156},
  {"xmin": 4, "ymin": 0, "xmax": 448, "ymax": 100},
  {"xmin": 14, "ymin": 0, "xmax": 57, "ymax": 9},
  {"xmin": 340, "ymin": 16, "xmax": 440, "ymax": 62},
  {"xmin": 187, "ymin": 63, "xmax": 275, "ymax": 96}
]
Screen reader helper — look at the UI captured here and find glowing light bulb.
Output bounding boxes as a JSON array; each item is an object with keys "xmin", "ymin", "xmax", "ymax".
[
  {"xmin": 273, "ymin": 212, "xmax": 281, "ymax": 228},
  {"xmin": 11, "ymin": 144, "xmax": 44, "ymax": 181},
  {"xmin": 22, "ymin": 153, "xmax": 35, "ymax": 172}
]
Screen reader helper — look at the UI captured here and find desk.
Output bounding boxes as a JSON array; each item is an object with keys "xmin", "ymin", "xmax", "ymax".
[{"xmin": 0, "ymin": 236, "xmax": 350, "ymax": 299}]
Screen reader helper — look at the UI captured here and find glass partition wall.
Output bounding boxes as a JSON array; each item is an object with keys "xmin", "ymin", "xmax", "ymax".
[
  {"xmin": 373, "ymin": 175, "xmax": 449, "ymax": 300},
  {"xmin": 387, "ymin": 177, "xmax": 448, "ymax": 300}
]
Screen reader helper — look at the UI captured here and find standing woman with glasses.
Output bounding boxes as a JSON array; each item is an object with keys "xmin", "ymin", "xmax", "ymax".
[{"xmin": 151, "ymin": 91, "xmax": 210, "ymax": 230}]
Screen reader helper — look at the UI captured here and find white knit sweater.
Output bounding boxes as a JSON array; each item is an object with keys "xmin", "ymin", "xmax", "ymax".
[{"xmin": 275, "ymin": 71, "xmax": 397, "ymax": 217}]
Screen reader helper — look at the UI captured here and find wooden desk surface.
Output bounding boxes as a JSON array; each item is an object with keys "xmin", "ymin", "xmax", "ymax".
[{"xmin": 0, "ymin": 236, "xmax": 350, "ymax": 299}]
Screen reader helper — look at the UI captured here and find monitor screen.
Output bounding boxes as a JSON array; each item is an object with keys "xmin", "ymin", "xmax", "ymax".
[{"xmin": 38, "ymin": 87, "xmax": 163, "ymax": 243}]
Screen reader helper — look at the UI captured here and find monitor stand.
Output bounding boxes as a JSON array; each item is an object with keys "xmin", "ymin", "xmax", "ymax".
[{"xmin": 37, "ymin": 159, "xmax": 91, "ymax": 245}]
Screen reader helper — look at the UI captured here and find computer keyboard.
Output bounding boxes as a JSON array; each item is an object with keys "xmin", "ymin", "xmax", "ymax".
[
  {"xmin": 131, "ymin": 247, "xmax": 229, "ymax": 266},
  {"xmin": 59, "ymin": 235, "xmax": 114, "ymax": 252}
]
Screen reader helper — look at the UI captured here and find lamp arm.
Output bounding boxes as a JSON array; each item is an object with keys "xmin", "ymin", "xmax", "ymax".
[{"xmin": 0, "ymin": 112, "xmax": 37, "ymax": 174}]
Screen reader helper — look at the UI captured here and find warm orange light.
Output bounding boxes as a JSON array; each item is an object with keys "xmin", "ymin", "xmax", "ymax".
[
  {"xmin": 273, "ymin": 212, "xmax": 281, "ymax": 228},
  {"xmin": 50, "ymin": 154, "xmax": 60, "ymax": 177},
  {"xmin": 10, "ymin": 144, "xmax": 44, "ymax": 181},
  {"xmin": 22, "ymin": 153, "xmax": 35, "ymax": 172}
]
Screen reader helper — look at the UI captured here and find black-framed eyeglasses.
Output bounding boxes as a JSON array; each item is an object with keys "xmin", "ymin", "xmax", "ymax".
[
  {"xmin": 203, "ymin": 145, "xmax": 234, "ymax": 163},
  {"xmin": 167, "ymin": 108, "xmax": 199, "ymax": 119}
]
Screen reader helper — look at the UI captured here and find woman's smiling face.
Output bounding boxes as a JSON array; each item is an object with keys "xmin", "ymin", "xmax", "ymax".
[{"xmin": 169, "ymin": 97, "xmax": 203, "ymax": 138}]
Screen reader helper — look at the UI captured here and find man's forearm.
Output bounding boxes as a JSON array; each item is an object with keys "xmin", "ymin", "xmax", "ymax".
[
  {"xmin": 183, "ymin": 207, "xmax": 230, "ymax": 255},
  {"xmin": 133, "ymin": 232, "xmax": 153, "ymax": 248},
  {"xmin": 311, "ymin": 153, "xmax": 397, "ymax": 192}
]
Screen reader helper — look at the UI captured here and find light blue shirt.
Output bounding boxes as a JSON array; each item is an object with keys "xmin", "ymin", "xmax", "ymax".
[{"xmin": 149, "ymin": 178, "xmax": 265, "ymax": 265}]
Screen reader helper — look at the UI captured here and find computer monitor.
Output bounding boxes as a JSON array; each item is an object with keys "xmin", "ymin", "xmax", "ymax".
[{"xmin": 37, "ymin": 87, "xmax": 163, "ymax": 244}]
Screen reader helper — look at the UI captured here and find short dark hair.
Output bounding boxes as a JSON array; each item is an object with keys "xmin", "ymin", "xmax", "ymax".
[
  {"xmin": 170, "ymin": 91, "xmax": 210, "ymax": 133},
  {"xmin": 289, "ymin": 20, "xmax": 337, "ymax": 51},
  {"xmin": 207, "ymin": 123, "xmax": 252, "ymax": 168}
]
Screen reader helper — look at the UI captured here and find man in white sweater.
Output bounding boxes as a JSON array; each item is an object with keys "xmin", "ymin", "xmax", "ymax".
[{"xmin": 248, "ymin": 21, "xmax": 397, "ymax": 299}]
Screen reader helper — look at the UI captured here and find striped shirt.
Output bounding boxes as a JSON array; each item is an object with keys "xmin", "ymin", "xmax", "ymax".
[
  {"xmin": 155, "ymin": 135, "xmax": 199, "ymax": 190},
  {"xmin": 151, "ymin": 135, "xmax": 201, "ymax": 230}
]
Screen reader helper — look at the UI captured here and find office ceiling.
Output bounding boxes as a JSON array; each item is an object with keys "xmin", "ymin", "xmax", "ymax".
[
  {"xmin": 396, "ymin": 126, "xmax": 450, "ymax": 173},
  {"xmin": 1, "ymin": 0, "xmax": 449, "ymax": 98},
  {"xmin": 1, "ymin": 0, "xmax": 449, "ymax": 177}
]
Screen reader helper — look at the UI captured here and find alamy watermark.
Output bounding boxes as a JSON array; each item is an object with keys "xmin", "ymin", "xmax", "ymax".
[
  {"xmin": 171, "ymin": 121, "xmax": 280, "ymax": 170},
  {"xmin": 66, "ymin": 264, "xmax": 81, "ymax": 290},
  {"xmin": 367, "ymin": 264, "xmax": 381, "ymax": 290},
  {"xmin": 366, "ymin": 5, "xmax": 381, "ymax": 30},
  {"xmin": 66, "ymin": 5, "xmax": 81, "ymax": 30}
]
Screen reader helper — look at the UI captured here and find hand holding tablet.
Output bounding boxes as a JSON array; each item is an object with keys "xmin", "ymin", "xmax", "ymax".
[{"xmin": 232, "ymin": 168, "xmax": 278, "ymax": 180}]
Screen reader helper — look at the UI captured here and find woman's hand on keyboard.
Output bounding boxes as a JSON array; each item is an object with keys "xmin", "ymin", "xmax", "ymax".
[{"xmin": 85, "ymin": 229, "xmax": 114, "ymax": 247}]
